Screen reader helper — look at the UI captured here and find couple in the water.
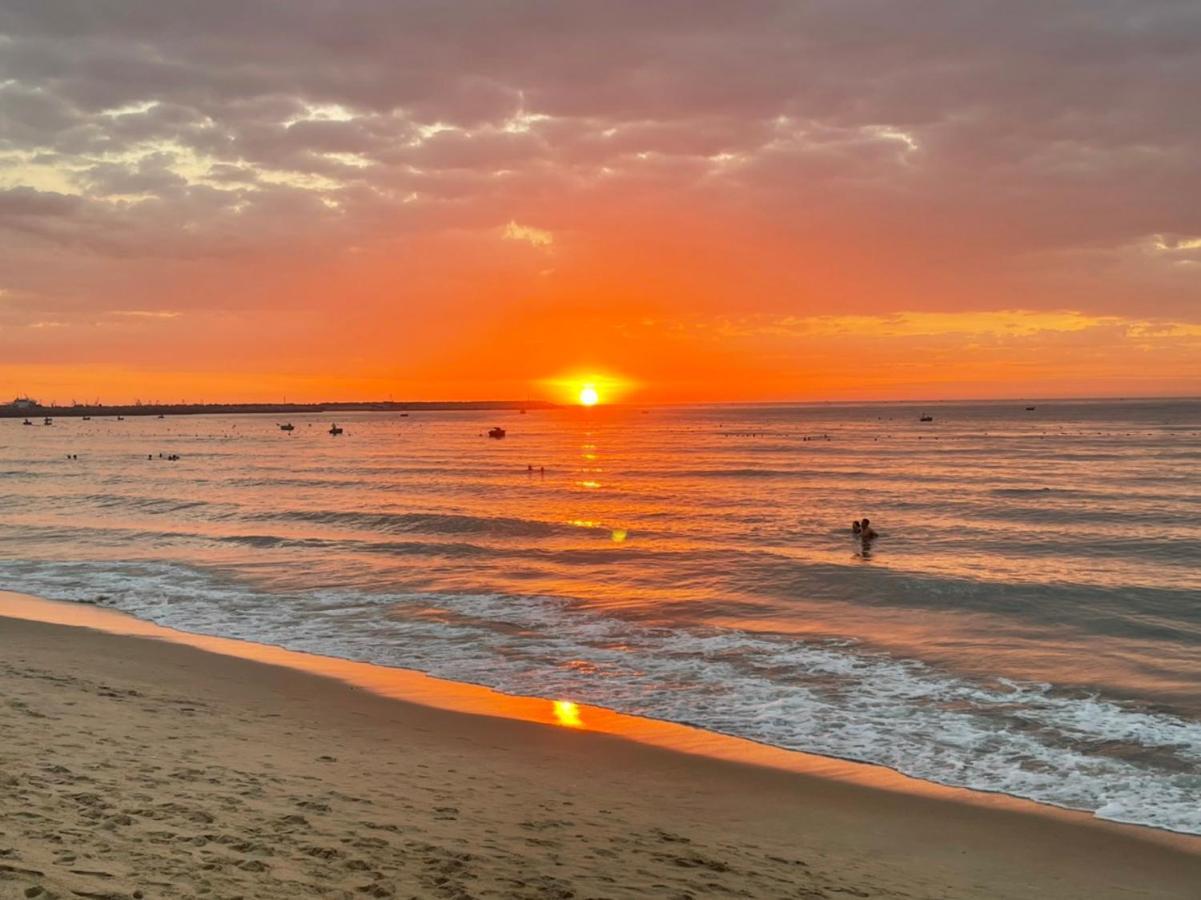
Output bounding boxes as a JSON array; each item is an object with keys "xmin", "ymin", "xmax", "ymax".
[{"xmin": 851, "ymin": 518, "xmax": 877, "ymax": 540}]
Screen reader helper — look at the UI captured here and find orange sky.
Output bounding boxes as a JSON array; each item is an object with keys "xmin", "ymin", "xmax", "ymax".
[{"xmin": 1, "ymin": 3, "xmax": 1199, "ymax": 404}]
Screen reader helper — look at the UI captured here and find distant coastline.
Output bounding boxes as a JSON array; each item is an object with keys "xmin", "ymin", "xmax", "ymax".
[
  {"xmin": 0, "ymin": 400, "xmax": 557, "ymax": 419},
  {"xmin": 5, "ymin": 396, "xmax": 1196, "ymax": 420}
]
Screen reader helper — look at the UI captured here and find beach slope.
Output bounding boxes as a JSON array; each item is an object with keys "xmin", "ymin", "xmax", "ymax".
[{"xmin": 2, "ymin": 615, "xmax": 1199, "ymax": 899}]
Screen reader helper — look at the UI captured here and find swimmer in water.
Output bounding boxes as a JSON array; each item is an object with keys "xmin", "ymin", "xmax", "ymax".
[
  {"xmin": 859, "ymin": 518, "xmax": 877, "ymax": 540},
  {"xmin": 852, "ymin": 520, "xmax": 862, "ymax": 535}
]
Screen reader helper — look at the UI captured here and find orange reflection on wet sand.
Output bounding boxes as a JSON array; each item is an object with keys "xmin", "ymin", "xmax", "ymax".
[{"xmin": 553, "ymin": 700, "xmax": 583, "ymax": 728}]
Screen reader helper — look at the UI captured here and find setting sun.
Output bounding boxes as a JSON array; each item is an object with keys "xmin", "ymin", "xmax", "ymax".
[{"xmin": 543, "ymin": 373, "xmax": 634, "ymax": 406}]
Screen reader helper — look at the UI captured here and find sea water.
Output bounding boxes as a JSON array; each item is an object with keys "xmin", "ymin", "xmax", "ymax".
[{"xmin": 1, "ymin": 400, "xmax": 1198, "ymax": 833}]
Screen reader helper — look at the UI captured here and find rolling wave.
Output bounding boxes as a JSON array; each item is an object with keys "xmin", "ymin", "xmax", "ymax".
[{"xmin": 254, "ymin": 509, "xmax": 610, "ymax": 539}]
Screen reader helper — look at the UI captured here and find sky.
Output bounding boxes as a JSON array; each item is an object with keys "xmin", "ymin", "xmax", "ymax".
[{"xmin": 1, "ymin": 0, "xmax": 1199, "ymax": 404}]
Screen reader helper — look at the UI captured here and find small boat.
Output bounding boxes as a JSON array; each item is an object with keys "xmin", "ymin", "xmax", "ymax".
[
  {"xmin": 157, "ymin": 414, "xmax": 165, "ymax": 419},
  {"xmin": 329, "ymin": 424, "xmax": 343, "ymax": 436},
  {"xmin": 1025, "ymin": 406, "xmax": 1036, "ymax": 411},
  {"xmin": 22, "ymin": 418, "xmax": 32, "ymax": 426},
  {"xmin": 487, "ymin": 426, "xmax": 506, "ymax": 439},
  {"xmin": 919, "ymin": 415, "xmax": 934, "ymax": 422},
  {"xmin": 81, "ymin": 416, "xmax": 91, "ymax": 421},
  {"xmin": 116, "ymin": 416, "xmax": 125, "ymax": 421},
  {"xmin": 279, "ymin": 423, "xmax": 295, "ymax": 432},
  {"xmin": 43, "ymin": 417, "xmax": 53, "ymax": 426}
]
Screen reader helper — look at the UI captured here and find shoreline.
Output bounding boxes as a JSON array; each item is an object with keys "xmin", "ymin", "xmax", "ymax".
[
  {"xmin": 3, "ymin": 592, "xmax": 1200, "ymax": 898},
  {"xmin": 3, "ymin": 592, "xmax": 1197, "ymax": 847}
]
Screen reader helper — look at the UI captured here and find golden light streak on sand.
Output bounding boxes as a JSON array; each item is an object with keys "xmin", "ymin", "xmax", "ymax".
[{"xmin": 552, "ymin": 700, "xmax": 584, "ymax": 728}]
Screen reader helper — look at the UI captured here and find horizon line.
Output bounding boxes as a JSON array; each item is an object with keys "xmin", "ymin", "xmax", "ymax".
[{"xmin": 7, "ymin": 393, "xmax": 1199, "ymax": 412}]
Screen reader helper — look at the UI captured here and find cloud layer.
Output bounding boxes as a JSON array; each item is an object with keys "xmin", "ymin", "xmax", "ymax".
[{"xmin": 1, "ymin": 1, "xmax": 1198, "ymax": 399}]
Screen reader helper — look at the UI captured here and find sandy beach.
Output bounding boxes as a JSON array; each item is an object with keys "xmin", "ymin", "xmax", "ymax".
[{"xmin": 2, "ymin": 610, "xmax": 1199, "ymax": 900}]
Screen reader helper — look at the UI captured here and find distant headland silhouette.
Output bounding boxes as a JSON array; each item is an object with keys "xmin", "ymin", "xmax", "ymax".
[{"xmin": 1, "ymin": 399, "xmax": 555, "ymax": 419}]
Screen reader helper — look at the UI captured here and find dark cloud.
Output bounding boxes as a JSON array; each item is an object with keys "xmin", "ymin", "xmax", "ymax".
[{"xmin": 0, "ymin": 186, "xmax": 82, "ymax": 216}]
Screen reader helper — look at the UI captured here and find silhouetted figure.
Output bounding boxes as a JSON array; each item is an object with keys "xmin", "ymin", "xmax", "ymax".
[
  {"xmin": 852, "ymin": 520, "xmax": 862, "ymax": 535},
  {"xmin": 859, "ymin": 518, "xmax": 877, "ymax": 540}
]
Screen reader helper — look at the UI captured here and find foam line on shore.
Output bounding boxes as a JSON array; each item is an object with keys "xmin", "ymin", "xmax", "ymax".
[{"xmin": 3, "ymin": 588, "xmax": 1198, "ymax": 858}]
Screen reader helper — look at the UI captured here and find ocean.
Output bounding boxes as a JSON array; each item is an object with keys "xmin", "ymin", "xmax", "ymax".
[{"xmin": 1, "ymin": 399, "xmax": 1198, "ymax": 833}]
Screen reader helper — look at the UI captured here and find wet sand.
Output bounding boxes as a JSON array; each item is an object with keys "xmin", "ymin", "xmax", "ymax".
[{"xmin": 2, "ymin": 613, "xmax": 1200, "ymax": 899}]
